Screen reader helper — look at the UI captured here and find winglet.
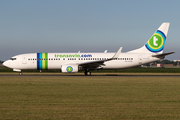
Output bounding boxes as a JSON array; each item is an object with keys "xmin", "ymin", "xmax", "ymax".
[
  {"xmin": 104, "ymin": 50, "xmax": 107, "ymax": 53},
  {"xmin": 112, "ymin": 47, "xmax": 122, "ymax": 59}
]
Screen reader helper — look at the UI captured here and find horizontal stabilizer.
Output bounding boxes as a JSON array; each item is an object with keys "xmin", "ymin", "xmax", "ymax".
[{"xmin": 152, "ymin": 52, "xmax": 175, "ymax": 58}]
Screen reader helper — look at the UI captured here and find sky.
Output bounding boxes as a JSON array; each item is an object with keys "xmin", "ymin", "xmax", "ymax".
[{"xmin": 0, "ymin": 0, "xmax": 180, "ymax": 61}]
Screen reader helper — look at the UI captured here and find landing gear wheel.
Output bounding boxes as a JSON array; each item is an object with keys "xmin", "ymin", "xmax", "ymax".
[
  {"xmin": 19, "ymin": 72, "xmax": 23, "ymax": 76},
  {"xmin": 84, "ymin": 71, "xmax": 91, "ymax": 76},
  {"xmin": 87, "ymin": 71, "xmax": 91, "ymax": 76}
]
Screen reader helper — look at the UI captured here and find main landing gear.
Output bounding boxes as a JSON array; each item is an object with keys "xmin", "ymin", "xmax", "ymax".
[{"xmin": 84, "ymin": 70, "xmax": 91, "ymax": 76}]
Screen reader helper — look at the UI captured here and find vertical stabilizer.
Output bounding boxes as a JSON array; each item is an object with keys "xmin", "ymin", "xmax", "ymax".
[{"xmin": 128, "ymin": 22, "xmax": 170, "ymax": 54}]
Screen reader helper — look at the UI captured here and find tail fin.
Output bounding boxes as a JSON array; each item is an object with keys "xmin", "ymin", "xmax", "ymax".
[{"xmin": 128, "ymin": 22, "xmax": 170, "ymax": 54}]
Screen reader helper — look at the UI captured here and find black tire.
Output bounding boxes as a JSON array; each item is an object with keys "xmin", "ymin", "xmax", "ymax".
[
  {"xmin": 19, "ymin": 72, "xmax": 22, "ymax": 76},
  {"xmin": 87, "ymin": 71, "xmax": 91, "ymax": 76}
]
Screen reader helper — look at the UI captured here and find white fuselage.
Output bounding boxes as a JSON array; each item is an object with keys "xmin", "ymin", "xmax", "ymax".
[{"xmin": 3, "ymin": 52, "xmax": 160, "ymax": 71}]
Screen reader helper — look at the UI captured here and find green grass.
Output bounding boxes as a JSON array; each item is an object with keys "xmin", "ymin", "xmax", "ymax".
[{"xmin": 0, "ymin": 77, "xmax": 180, "ymax": 119}]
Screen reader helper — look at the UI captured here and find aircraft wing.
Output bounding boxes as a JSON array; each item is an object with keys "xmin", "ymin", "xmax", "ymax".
[
  {"xmin": 79, "ymin": 47, "xmax": 122, "ymax": 69},
  {"xmin": 152, "ymin": 52, "xmax": 175, "ymax": 58},
  {"xmin": 78, "ymin": 60, "xmax": 105, "ymax": 69}
]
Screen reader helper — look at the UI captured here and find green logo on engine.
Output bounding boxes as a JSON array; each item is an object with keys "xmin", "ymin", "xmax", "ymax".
[{"xmin": 66, "ymin": 66, "xmax": 73, "ymax": 72}]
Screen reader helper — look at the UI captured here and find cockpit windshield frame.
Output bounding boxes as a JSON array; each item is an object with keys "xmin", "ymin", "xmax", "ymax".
[{"xmin": 10, "ymin": 58, "xmax": 17, "ymax": 61}]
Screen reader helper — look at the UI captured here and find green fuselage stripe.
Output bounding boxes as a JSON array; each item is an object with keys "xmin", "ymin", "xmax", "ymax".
[
  {"xmin": 45, "ymin": 53, "xmax": 48, "ymax": 70},
  {"xmin": 37, "ymin": 53, "xmax": 48, "ymax": 70}
]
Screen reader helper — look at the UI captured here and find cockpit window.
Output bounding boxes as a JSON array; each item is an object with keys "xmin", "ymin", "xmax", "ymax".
[{"xmin": 10, "ymin": 58, "xmax": 17, "ymax": 61}]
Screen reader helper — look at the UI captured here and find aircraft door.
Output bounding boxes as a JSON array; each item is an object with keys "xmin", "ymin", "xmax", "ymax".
[
  {"xmin": 22, "ymin": 55, "xmax": 27, "ymax": 64},
  {"xmin": 138, "ymin": 55, "xmax": 142, "ymax": 64}
]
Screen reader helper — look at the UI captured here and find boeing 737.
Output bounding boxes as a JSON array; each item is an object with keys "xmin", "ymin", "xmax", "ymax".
[{"xmin": 3, "ymin": 23, "xmax": 174, "ymax": 75}]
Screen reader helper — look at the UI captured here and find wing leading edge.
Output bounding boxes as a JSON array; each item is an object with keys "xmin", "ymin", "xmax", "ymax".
[{"xmin": 79, "ymin": 47, "xmax": 123, "ymax": 69}]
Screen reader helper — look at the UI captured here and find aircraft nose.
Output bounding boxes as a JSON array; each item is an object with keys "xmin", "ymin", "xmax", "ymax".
[{"xmin": 3, "ymin": 60, "xmax": 10, "ymax": 68}]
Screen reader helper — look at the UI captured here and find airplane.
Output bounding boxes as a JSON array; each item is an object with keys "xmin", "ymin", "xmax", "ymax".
[{"xmin": 3, "ymin": 22, "xmax": 174, "ymax": 75}]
